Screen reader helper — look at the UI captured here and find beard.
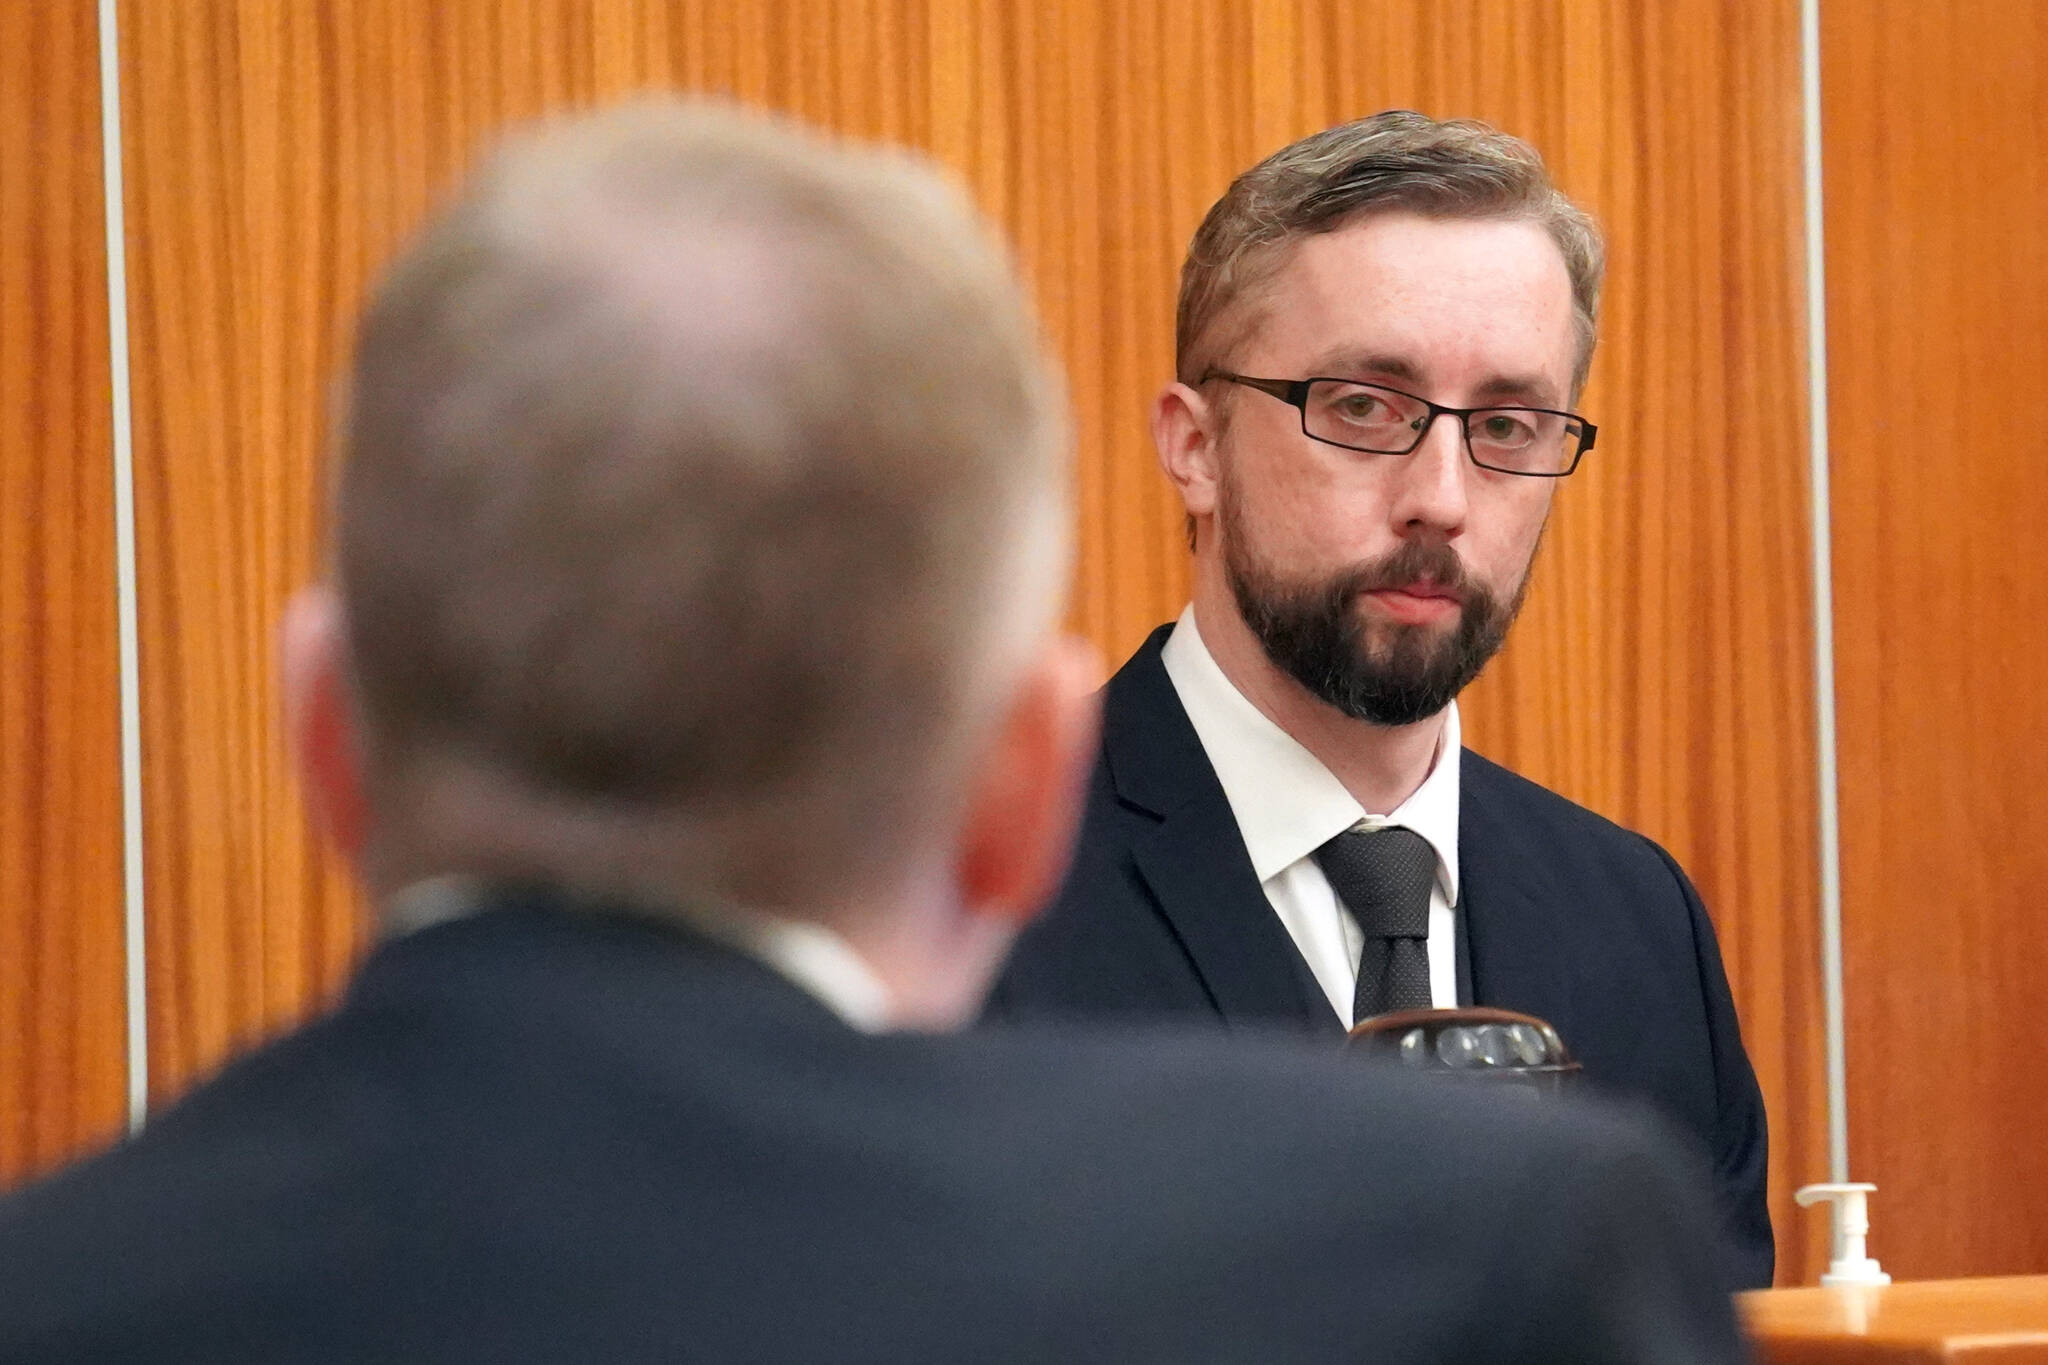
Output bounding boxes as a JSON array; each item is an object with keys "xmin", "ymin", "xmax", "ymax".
[{"xmin": 1221, "ymin": 490, "xmax": 1533, "ymax": 728}]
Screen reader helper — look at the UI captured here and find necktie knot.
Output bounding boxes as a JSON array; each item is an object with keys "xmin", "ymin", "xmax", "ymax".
[{"xmin": 1316, "ymin": 825, "xmax": 1435, "ymax": 938}]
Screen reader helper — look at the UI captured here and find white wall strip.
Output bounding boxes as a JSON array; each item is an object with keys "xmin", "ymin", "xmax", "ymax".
[
  {"xmin": 97, "ymin": 0, "xmax": 149, "ymax": 1134},
  {"xmin": 1800, "ymin": 0, "xmax": 1849, "ymax": 1184}
]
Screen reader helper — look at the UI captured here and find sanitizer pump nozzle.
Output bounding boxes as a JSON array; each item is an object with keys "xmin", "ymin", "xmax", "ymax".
[{"xmin": 1794, "ymin": 1183, "xmax": 1891, "ymax": 1286}]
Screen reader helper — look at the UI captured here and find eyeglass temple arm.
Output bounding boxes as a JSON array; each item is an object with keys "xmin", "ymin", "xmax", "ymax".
[{"xmin": 1198, "ymin": 371, "xmax": 1300, "ymax": 405}]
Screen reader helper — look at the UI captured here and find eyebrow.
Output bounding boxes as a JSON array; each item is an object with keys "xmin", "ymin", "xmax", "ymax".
[{"xmin": 1306, "ymin": 351, "xmax": 1565, "ymax": 409}]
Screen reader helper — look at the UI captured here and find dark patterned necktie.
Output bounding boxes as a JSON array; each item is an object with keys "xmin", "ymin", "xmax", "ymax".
[{"xmin": 1314, "ymin": 825, "xmax": 1436, "ymax": 1024}]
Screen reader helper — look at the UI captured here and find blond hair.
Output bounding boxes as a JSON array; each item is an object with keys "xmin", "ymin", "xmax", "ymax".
[
  {"xmin": 336, "ymin": 101, "xmax": 1067, "ymax": 913},
  {"xmin": 1177, "ymin": 110, "xmax": 1604, "ymax": 395}
]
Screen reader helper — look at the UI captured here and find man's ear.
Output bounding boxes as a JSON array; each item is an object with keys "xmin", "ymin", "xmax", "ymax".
[
  {"xmin": 1152, "ymin": 380, "xmax": 1222, "ymax": 521},
  {"xmin": 281, "ymin": 586, "xmax": 369, "ymax": 860},
  {"xmin": 955, "ymin": 634, "xmax": 1102, "ymax": 927}
]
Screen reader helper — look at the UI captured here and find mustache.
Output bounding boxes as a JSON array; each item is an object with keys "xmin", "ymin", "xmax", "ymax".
[{"xmin": 1333, "ymin": 540, "xmax": 1476, "ymax": 604}]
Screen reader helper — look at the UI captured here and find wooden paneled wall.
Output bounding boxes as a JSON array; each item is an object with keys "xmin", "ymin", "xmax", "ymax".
[
  {"xmin": 50, "ymin": 0, "xmax": 2048, "ymax": 1288},
  {"xmin": 105, "ymin": 0, "xmax": 1827, "ymax": 1283},
  {"xmin": 0, "ymin": 0, "xmax": 129, "ymax": 1185},
  {"xmin": 1825, "ymin": 3, "xmax": 2048, "ymax": 1278}
]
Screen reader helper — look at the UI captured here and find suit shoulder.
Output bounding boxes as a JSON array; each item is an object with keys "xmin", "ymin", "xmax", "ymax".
[
  {"xmin": 1461, "ymin": 747, "xmax": 1676, "ymax": 867},
  {"xmin": 948, "ymin": 1027, "xmax": 1743, "ymax": 1360},
  {"xmin": 0, "ymin": 1005, "xmax": 438, "ymax": 1357}
]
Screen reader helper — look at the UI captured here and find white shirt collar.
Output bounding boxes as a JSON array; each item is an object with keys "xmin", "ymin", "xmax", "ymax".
[
  {"xmin": 698, "ymin": 910, "xmax": 895, "ymax": 1032},
  {"xmin": 1160, "ymin": 606, "xmax": 1462, "ymax": 905}
]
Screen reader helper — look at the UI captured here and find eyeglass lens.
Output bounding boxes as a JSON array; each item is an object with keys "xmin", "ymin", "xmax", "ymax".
[{"xmin": 1303, "ymin": 379, "xmax": 1580, "ymax": 474}]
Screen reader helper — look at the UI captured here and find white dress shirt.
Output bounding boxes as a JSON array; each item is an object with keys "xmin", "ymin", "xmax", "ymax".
[{"xmin": 1160, "ymin": 607, "xmax": 1462, "ymax": 1023}]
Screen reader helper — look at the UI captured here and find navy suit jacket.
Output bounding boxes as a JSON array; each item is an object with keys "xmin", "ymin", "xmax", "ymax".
[
  {"xmin": 990, "ymin": 626, "xmax": 1774, "ymax": 1291},
  {"xmin": 0, "ymin": 892, "xmax": 1748, "ymax": 1363}
]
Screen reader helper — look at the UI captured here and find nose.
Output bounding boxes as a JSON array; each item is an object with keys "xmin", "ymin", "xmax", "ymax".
[{"xmin": 1386, "ymin": 409, "xmax": 1469, "ymax": 537}]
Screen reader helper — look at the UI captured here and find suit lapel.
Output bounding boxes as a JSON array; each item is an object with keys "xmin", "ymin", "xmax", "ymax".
[
  {"xmin": 1457, "ymin": 751, "xmax": 1583, "ymax": 1045},
  {"xmin": 1105, "ymin": 630, "xmax": 1339, "ymax": 1034},
  {"xmin": 1129, "ymin": 792, "xmax": 1338, "ymax": 1030}
]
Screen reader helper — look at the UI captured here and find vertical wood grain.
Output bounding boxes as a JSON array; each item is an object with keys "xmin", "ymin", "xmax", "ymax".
[
  {"xmin": 0, "ymin": 0, "xmax": 129, "ymax": 1186},
  {"xmin": 120, "ymin": 0, "xmax": 1823, "ymax": 1280},
  {"xmin": 121, "ymin": 0, "xmax": 362, "ymax": 1102},
  {"xmin": 1824, "ymin": 0, "xmax": 2048, "ymax": 1279},
  {"xmin": 1454, "ymin": 0, "xmax": 1831, "ymax": 1286}
]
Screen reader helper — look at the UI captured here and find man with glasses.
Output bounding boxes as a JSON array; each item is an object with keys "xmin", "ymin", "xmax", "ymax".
[{"xmin": 988, "ymin": 112, "xmax": 1774, "ymax": 1292}]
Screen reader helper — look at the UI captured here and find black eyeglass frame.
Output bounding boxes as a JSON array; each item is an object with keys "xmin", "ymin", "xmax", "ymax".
[{"xmin": 1203, "ymin": 371, "xmax": 1597, "ymax": 477}]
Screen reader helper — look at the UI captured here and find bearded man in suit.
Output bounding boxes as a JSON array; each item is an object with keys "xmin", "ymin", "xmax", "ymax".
[
  {"xmin": 0, "ymin": 102, "xmax": 1749, "ymax": 1362},
  {"xmin": 989, "ymin": 111, "xmax": 1775, "ymax": 1292}
]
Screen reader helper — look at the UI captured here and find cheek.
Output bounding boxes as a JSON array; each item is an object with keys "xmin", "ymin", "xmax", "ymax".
[
  {"xmin": 1233, "ymin": 444, "xmax": 1382, "ymax": 554},
  {"xmin": 1260, "ymin": 472, "xmax": 1340, "ymax": 543},
  {"xmin": 1221, "ymin": 441, "xmax": 1302, "ymax": 534},
  {"xmin": 1471, "ymin": 484, "xmax": 1555, "ymax": 582}
]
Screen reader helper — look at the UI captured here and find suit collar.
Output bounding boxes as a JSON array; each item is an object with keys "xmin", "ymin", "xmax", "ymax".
[
  {"xmin": 1456, "ymin": 752, "xmax": 1581, "ymax": 1040},
  {"xmin": 351, "ymin": 886, "xmax": 857, "ymax": 1035},
  {"xmin": 1159, "ymin": 608, "xmax": 1463, "ymax": 904},
  {"xmin": 1102, "ymin": 630, "xmax": 1340, "ymax": 1032},
  {"xmin": 1100, "ymin": 625, "xmax": 1215, "ymax": 820},
  {"xmin": 380, "ymin": 879, "xmax": 893, "ymax": 1030}
]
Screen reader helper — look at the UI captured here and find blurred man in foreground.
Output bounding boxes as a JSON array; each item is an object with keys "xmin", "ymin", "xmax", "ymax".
[{"xmin": 0, "ymin": 102, "xmax": 1747, "ymax": 1363}]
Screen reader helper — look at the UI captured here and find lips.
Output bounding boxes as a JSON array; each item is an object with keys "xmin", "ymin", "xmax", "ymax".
[
  {"xmin": 1381, "ymin": 580, "xmax": 1458, "ymax": 601},
  {"xmin": 1363, "ymin": 583, "xmax": 1462, "ymax": 625}
]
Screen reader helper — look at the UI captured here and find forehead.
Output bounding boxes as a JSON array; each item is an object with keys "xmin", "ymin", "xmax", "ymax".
[{"xmin": 1236, "ymin": 212, "xmax": 1576, "ymax": 401}]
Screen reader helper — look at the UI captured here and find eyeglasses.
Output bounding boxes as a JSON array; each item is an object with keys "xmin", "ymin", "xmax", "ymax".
[{"xmin": 1203, "ymin": 372, "xmax": 1596, "ymax": 477}]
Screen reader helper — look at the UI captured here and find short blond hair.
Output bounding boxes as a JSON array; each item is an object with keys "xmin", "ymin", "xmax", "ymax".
[
  {"xmin": 336, "ymin": 101, "xmax": 1067, "ymax": 912},
  {"xmin": 1177, "ymin": 110, "xmax": 1604, "ymax": 395}
]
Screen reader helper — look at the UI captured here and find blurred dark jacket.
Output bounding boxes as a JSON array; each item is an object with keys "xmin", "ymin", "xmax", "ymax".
[{"xmin": 0, "ymin": 888, "xmax": 1746, "ymax": 1363}]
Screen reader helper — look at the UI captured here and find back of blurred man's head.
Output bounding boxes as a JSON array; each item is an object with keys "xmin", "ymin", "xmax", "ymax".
[{"xmin": 288, "ymin": 103, "xmax": 1090, "ymax": 1001}]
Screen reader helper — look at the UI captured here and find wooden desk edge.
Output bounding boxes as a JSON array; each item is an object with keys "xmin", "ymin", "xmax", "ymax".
[{"xmin": 1741, "ymin": 1278, "xmax": 2048, "ymax": 1363}]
